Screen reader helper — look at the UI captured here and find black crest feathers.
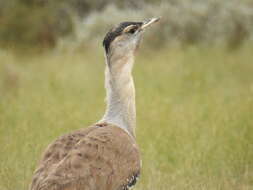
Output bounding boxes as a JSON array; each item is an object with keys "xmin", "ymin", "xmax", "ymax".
[{"xmin": 103, "ymin": 22, "xmax": 142, "ymax": 53}]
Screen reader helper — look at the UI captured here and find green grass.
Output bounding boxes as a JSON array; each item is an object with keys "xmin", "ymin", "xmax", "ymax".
[{"xmin": 0, "ymin": 45, "xmax": 253, "ymax": 190}]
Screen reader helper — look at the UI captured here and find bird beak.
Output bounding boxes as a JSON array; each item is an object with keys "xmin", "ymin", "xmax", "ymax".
[{"xmin": 141, "ymin": 17, "xmax": 161, "ymax": 30}]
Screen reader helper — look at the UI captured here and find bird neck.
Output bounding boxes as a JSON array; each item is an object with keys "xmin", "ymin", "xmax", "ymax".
[{"xmin": 100, "ymin": 52, "xmax": 136, "ymax": 137}]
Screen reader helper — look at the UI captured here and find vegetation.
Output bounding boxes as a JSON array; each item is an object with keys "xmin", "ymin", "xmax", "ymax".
[
  {"xmin": 77, "ymin": 0, "xmax": 253, "ymax": 50},
  {"xmin": 0, "ymin": 0, "xmax": 252, "ymax": 188},
  {"xmin": 0, "ymin": 44, "xmax": 253, "ymax": 189},
  {"xmin": 0, "ymin": 0, "xmax": 253, "ymax": 50}
]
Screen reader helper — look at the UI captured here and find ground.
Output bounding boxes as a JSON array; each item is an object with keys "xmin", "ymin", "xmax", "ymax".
[{"xmin": 0, "ymin": 45, "xmax": 253, "ymax": 190}]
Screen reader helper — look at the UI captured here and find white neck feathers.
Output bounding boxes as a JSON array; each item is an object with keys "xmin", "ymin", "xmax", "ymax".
[{"xmin": 100, "ymin": 52, "xmax": 136, "ymax": 137}]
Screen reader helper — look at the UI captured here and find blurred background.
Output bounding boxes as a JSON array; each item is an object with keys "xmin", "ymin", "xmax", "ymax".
[
  {"xmin": 0, "ymin": 0, "xmax": 253, "ymax": 50},
  {"xmin": 0, "ymin": 0, "xmax": 253, "ymax": 190}
]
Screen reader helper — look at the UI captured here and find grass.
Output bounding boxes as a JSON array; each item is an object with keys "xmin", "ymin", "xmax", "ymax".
[{"xmin": 0, "ymin": 45, "xmax": 253, "ymax": 190}]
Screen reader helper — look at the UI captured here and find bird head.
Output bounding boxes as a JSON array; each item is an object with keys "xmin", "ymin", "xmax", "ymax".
[{"xmin": 103, "ymin": 18, "xmax": 160, "ymax": 58}]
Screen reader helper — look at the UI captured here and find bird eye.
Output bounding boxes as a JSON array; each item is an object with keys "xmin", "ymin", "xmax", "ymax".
[{"xmin": 128, "ymin": 28, "xmax": 136, "ymax": 34}]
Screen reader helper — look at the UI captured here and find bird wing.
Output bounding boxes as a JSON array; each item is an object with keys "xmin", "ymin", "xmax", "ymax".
[{"xmin": 30, "ymin": 123, "xmax": 141, "ymax": 190}]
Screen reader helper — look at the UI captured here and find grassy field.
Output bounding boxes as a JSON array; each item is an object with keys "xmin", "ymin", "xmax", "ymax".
[{"xmin": 0, "ymin": 45, "xmax": 253, "ymax": 190}]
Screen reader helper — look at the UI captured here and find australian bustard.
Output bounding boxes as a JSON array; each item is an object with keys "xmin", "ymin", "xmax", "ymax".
[{"xmin": 30, "ymin": 18, "xmax": 160, "ymax": 190}]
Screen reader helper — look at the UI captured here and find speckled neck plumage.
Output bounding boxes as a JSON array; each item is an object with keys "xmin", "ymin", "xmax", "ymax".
[{"xmin": 100, "ymin": 52, "xmax": 136, "ymax": 137}]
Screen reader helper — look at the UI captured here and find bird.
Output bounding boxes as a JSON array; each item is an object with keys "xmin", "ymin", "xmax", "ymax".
[{"xmin": 30, "ymin": 17, "xmax": 160, "ymax": 190}]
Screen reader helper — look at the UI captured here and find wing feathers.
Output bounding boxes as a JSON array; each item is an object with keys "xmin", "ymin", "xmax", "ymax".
[{"xmin": 30, "ymin": 123, "xmax": 141, "ymax": 190}]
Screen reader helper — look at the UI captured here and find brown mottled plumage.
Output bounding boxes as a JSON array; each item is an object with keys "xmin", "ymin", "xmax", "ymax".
[
  {"xmin": 30, "ymin": 123, "xmax": 140, "ymax": 190},
  {"xmin": 30, "ymin": 18, "xmax": 160, "ymax": 190}
]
